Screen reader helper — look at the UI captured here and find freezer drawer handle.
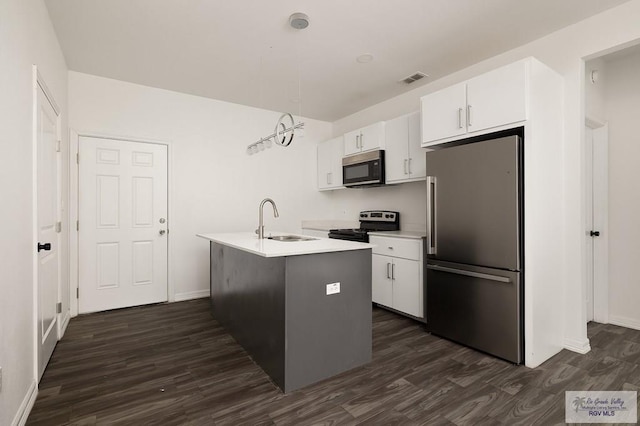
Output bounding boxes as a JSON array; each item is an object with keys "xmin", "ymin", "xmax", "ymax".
[{"xmin": 427, "ymin": 264, "xmax": 511, "ymax": 283}]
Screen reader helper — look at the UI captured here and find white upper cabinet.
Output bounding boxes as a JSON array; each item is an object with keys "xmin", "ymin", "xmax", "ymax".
[
  {"xmin": 407, "ymin": 111, "xmax": 426, "ymax": 180},
  {"xmin": 466, "ymin": 61, "xmax": 527, "ymax": 134},
  {"xmin": 421, "ymin": 60, "xmax": 528, "ymax": 146},
  {"xmin": 344, "ymin": 121, "xmax": 385, "ymax": 156},
  {"xmin": 317, "ymin": 136, "xmax": 344, "ymax": 191},
  {"xmin": 421, "ymin": 83, "xmax": 467, "ymax": 144},
  {"xmin": 385, "ymin": 112, "xmax": 426, "ymax": 184}
]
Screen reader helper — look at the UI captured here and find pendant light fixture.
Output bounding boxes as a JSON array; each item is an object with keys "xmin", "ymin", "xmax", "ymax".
[{"xmin": 247, "ymin": 12, "xmax": 309, "ymax": 155}]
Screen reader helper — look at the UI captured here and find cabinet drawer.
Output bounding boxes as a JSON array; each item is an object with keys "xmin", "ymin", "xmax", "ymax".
[{"xmin": 370, "ymin": 236, "xmax": 421, "ymax": 260}]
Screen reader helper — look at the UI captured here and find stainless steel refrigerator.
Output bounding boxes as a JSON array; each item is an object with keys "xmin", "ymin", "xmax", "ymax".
[{"xmin": 425, "ymin": 133, "xmax": 523, "ymax": 364}]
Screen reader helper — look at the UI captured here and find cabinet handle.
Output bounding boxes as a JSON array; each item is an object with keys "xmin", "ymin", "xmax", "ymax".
[
  {"xmin": 404, "ymin": 159, "xmax": 408, "ymax": 174},
  {"xmin": 458, "ymin": 108, "xmax": 464, "ymax": 129},
  {"xmin": 386, "ymin": 263, "xmax": 391, "ymax": 279},
  {"xmin": 467, "ymin": 104, "xmax": 472, "ymax": 127},
  {"xmin": 408, "ymin": 158, "xmax": 412, "ymax": 174},
  {"xmin": 391, "ymin": 263, "xmax": 395, "ymax": 280},
  {"xmin": 360, "ymin": 132, "xmax": 364, "ymax": 148},
  {"xmin": 327, "ymin": 172, "xmax": 332, "ymax": 185}
]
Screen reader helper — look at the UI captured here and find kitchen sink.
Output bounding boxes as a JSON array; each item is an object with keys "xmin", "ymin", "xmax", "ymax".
[{"xmin": 268, "ymin": 235, "xmax": 317, "ymax": 242}]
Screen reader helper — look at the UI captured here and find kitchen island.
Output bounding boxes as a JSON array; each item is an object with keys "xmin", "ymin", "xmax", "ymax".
[{"xmin": 197, "ymin": 232, "xmax": 373, "ymax": 392}]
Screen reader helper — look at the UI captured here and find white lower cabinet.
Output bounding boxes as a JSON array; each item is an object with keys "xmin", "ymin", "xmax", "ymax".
[{"xmin": 370, "ymin": 235, "xmax": 424, "ymax": 319}]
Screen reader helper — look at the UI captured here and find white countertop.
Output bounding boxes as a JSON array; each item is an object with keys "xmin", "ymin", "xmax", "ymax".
[
  {"xmin": 197, "ymin": 232, "xmax": 373, "ymax": 258},
  {"xmin": 368, "ymin": 231, "xmax": 426, "ymax": 240}
]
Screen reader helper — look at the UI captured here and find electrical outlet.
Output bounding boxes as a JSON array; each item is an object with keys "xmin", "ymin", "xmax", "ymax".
[{"xmin": 326, "ymin": 282, "xmax": 340, "ymax": 295}]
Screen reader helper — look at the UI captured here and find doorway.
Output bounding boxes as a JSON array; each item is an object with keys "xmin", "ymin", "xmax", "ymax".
[
  {"xmin": 34, "ymin": 71, "xmax": 62, "ymax": 380},
  {"xmin": 585, "ymin": 120, "xmax": 609, "ymax": 324},
  {"xmin": 78, "ymin": 136, "xmax": 169, "ymax": 313}
]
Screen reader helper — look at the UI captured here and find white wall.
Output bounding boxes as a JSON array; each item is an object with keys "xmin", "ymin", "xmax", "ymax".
[
  {"xmin": 68, "ymin": 72, "xmax": 333, "ymax": 300},
  {"xmin": 316, "ymin": 181, "xmax": 426, "ymax": 232},
  {"xmin": 0, "ymin": 0, "xmax": 68, "ymax": 424},
  {"xmin": 331, "ymin": 1, "xmax": 640, "ymax": 352},
  {"xmin": 603, "ymin": 50, "xmax": 640, "ymax": 329}
]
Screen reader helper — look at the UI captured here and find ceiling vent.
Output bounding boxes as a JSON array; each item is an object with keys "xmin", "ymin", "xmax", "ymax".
[{"xmin": 400, "ymin": 72, "xmax": 428, "ymax": 85}]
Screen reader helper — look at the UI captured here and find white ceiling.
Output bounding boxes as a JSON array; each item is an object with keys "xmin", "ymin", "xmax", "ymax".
[{"xmin": 45, "ymin": 0, "xmax": 629, "ymax": 122}]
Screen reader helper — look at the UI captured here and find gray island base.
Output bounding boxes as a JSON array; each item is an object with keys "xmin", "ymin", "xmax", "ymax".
[{"xmin": 209, "ymin": 241, "xmax": 372, "ymax": 392}]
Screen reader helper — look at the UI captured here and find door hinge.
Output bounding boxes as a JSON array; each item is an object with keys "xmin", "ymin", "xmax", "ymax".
[
  {"xmin": 76, "ymin": 288, "xmax": 79, "ymax": 299},
  {"xmin": 76, "ymin": 220, "xmax": 79, "ymax": 231},
  {"xmin": 56, "ymin": 302, "xmax": 62, "ymax": 314},
  {"xmin": 55, "ymin": 221, "xmax": 62, "ymax": 233},
  {"xmin": 56, "ymin": 140, "xmax": 61, "ymax": 153}
]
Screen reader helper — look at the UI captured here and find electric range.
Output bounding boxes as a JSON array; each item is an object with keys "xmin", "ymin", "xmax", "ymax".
[{"xmin": 328, "ymin": 211, "xmax": 400, "ymax": 243}]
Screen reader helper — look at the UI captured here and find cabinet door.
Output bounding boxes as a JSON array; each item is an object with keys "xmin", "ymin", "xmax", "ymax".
[
  {"xmin": 466, "ymin": 61, "xmax": 527, "ymax": 134},
  {"xmin": 372, "ymin": 254, "xmax": 393, "ymax": 308},
  {"xmin": 317, "ymin": 137, "xmax": 343, "ymax": 191},
  {"xmin": 384, "ymin": 114, "xmax": 409, "ymax": 184},
  {"xmin": 421, "ymin": 83, "xmax": 467, "ymax": 145},
  {"xmin": 407, "ymin": 111, "xmax": 426, "ymax": 180},
  {"xmin": 344, "ymin": 129, "xmax": 361, "ymax": 156},
  {"xmin": 392, "ymin": 257, "xmax": 423, "ymax": 318},
  {"xmin": 317, "ymin": 139, "xmax": 332, "ymax": 190},
  {"xmin": 359, "ymin": 122, "xmax": 385, "ymax": 153},
  {"xmin": 329, "ymin": 136, "xmax": 344, "ymax": 188}
]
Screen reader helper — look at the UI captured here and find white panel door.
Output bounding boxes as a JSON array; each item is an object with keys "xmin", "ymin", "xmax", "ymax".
[
  {"xmin": 585, "ymin": 124, "xmax": 609, "ymax": 323},
  {"xmin": 79, "ymin": 137, "xmax": 168, "ymax": 313},
  {"xmin": 36, "ymin": 83, "xmax": 60, "ymax": 379},
  {"xmin": 372, "ymin": 254, "xmax": 393, "ymax": 308}
]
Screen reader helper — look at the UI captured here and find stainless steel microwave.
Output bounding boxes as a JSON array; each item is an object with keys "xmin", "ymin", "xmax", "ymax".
[{"xmin": 342, "ymin": 150, "xmax": 385, "ymax": 187}]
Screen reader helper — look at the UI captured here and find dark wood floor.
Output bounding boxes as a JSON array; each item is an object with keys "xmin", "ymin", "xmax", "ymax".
[{"xmin": 28, "ymin": 299, "xmax": 640, "ymax": 425}]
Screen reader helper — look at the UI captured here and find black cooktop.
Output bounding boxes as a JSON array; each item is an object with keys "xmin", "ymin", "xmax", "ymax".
[{"xmin": 328, "ymin": 211, "xmax": 400, "ymax": 243}]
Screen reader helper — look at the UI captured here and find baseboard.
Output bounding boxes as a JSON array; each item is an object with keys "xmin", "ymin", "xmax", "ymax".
[
  {"xmin": 60, "ymin": 310, "xmax": 71, "ymax": 338},
  {"xmin": 609, "ymin": 315, "xmax": 640, "ymax": 331},
  {"xmin": 564, "ymin": 337, "xmax": 592, "ymax": 354},
  {"xmin": 12, "ymin": 380, "xmax": 37, "ymax": 426},
  {"xmin": 174, "ymin": 289, "xmax": 210, "ymax": 302}
]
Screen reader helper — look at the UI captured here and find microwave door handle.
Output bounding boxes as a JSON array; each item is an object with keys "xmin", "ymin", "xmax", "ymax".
[{"xmin": 426, "ymin": 176, "xmax": 436, "ymax": 255}]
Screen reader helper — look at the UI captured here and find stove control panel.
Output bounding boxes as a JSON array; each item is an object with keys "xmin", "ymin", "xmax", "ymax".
[{"xmin": 359, "ymin": 210, "xmax": 399, "ymax": 223}]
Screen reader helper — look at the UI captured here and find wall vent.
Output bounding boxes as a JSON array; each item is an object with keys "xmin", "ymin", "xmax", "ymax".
[{"xmin": 400, "ymin": 72, "xmax": 428, "ymax": 85}]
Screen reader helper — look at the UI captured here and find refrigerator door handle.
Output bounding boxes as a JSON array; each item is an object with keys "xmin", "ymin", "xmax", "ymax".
[
  {"xmin": 427, "ymin": 264, "xmax": 511, "ymax": 283},
  {"xmin": 426, "ymin": 176, "xmax": 437, "ymax": 255}
]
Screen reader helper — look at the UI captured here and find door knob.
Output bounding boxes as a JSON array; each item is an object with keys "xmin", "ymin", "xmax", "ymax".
[
  {"xmin": 37, "ymin": 242, "xmax": 51, "ymax": 252},
  {"xmin": 159, "ymin": 230, "xmax": 166, "ymax": 236},
  {"xmin": 590, "ymin": 230, "xmax": 600, "ymax": 237}
]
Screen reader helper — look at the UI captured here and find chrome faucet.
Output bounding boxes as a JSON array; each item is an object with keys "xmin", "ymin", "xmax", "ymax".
[{"xmin": 257, "ymin": 198, "xmax": 279, "ymax": 239}]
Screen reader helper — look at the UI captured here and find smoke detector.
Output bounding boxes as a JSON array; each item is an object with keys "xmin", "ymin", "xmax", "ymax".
[{"xmin": 289, "ymin": 13, "xmax": 310, "ymax": 29}]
